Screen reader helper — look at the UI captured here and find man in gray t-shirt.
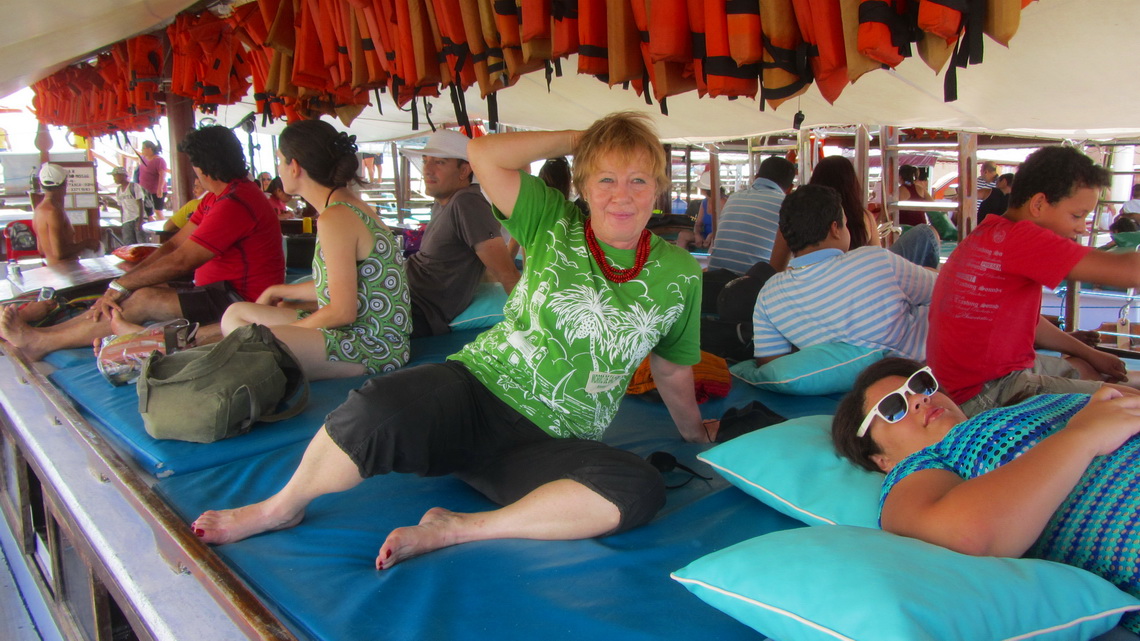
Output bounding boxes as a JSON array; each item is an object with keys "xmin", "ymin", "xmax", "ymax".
[{"xmin": 403, "ymin": 130, "xmax": 520, "ymax": 337}]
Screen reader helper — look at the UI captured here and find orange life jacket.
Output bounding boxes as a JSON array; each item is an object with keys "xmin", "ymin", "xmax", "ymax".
[
  {"xmin": 791, "ymin": 0, "xmax": 848, "ymax": 104},
  {"xmin": 646, "ymin": 0, "xmax": 690, "ymax": 63},
  {"xmin": 606, "ymin": 0, "xmax": 643, "ymax": 87},
  {"xmin": 984, "ymin": 0, "xmax": 1024, "ymax": 46},
  {"xmin": 727, "ymin": 0, "xmax": 763, "ymax": 66},
  {"xmin": 760, "ymin": 0, "xmax": 811, "ymax": 108},
  {"xmin": 459, "ymin": 0, "xmax": 511, "ymax": 97},
  {"xmin": 857, "ymin": 0, "xmax": 919, "ymax": 68},
  {"xmin": 917, "ymin": 0, "xmax": 964, "ymax": 43},
  {"xmin": 520, "ymin": 0, "xmax": 551, "ymax": 42},
  {"xmin": 701, "ymin": 0, "xmax": 759, "ymax": 98},
  {"xmin": 628, "ymin": 0, "xmax": 696, "ymax": 105},
  {"xmin": 839, "ymin": 0, "xmax": 882, "ymax": 81},
  {"xmin": 549, "ymin": 0, "xmax": 580, "ymax": 58},
  {"xmin": 577, "ymin": 0, "xmax": 608, "ymax": 76}
]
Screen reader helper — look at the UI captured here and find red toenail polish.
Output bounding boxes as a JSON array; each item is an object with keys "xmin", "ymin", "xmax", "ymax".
[
  {"xmin": 385, "ymin": 549, "xmax": 392, "ymax": 559},
  {"xmin": 194, "ymin": 528, "xmax": 205, "ymax": 537}
]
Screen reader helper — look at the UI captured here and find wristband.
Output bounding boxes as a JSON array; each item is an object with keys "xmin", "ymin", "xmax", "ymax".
[{"xmin": 107, "ymin": 280, "xmax": 131, "ymax": 297}]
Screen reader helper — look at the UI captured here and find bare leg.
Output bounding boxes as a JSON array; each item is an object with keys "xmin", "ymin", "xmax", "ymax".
[
  {"xmin": 375, "ymin": 479, "xmax": 621, "ymax": 570},
  {"xmin": 192, "ymin": 426, "xmax": 365, "ymax": 544},
  {"xmin": 0, "ymin": 305, "xmax": 111, "ymax": 361},
  {"xmin": 222, "ymin": 302, "xmax": 365, "ymax": 380},
  {"xmin": 108, "ymin": 309, "xmax": 146, "ymax": 335},
  {"xmin": 3, "ymin": 300, "xmax": 58, "ymax": 323},
  {"xmin": 220, "ymin": 301, "xmax": 300, "ymax": 335}
]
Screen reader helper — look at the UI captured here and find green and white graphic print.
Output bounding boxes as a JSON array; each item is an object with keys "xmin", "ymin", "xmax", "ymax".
[{"xmin": 452, "ymin": 174, "xmax": 701, "ymax": 440}]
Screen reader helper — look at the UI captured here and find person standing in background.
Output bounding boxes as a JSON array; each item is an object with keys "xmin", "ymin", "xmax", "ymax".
[
  {"xmin": 108, "ymin": 167, "xmax": 148, "ymax": 246},
  {"xmin": 138, "ymin": 141, "xmax": 168, "ymax": 221}
]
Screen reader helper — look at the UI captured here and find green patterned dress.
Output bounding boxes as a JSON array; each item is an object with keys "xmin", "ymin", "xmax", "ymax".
[{"xmin": 301, "ymin": 202, "xmax": 411, "ymax": 373}]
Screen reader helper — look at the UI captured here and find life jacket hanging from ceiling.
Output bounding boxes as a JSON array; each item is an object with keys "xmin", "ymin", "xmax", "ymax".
[
  {"xmin": 790, "ymin": 0, "xmax": 849, "ymax": 104},
  {"xmin": 701, "ymin": 0, "xmax": 759, "ymax": 98},
  {"xmin": 478, "ymin": 0, "xmax": 544, "ymax": 82},
  {"xmin": 429, "ymin": 0, "xmax": 477, "ymax": 90},
  {"xmin": 459, "ymin": 0, "xmax": 512, "ymax": 97},
  {"xmin": 520, "ymin": 0, "xmax": 551, "ymax": 42},
  {"xmin": 727, "ymin": 0, "xmax": 763, "ymax": 66},
  {"xmin": 838, "ymin": 0, "xmax": 883, "ymax": 82},
  {"xmin": 917, "ymin": 0, "xmax": 963, "ymax": 43},
  {"xmin": 576, "ymin": 0, "xmax": 608, "ymax": 77},
  {"xmin": 857, "ymin": 0, "xmax": 921, "ymax": 68},
  {"xmin": 549, "ymin": 0, "xmax": 580, "ymax": 58},
  {"xmin": 265, "ymin": 0, "xmax": 296, "ymax": 55},
  {"xmin": 293, "ymin": 0, "xmax": 329, "ymax": 90},
  {"xmin": 940, "ymin": 0, "xmax": 987, "ymax": 102},
  {"xmin": 605, "ymin": 0, "xmax": 644, "ymax": 89},
  {"xmin": 983, "ymin": 0, "xmax": 1027, "ymax": 46},
  {"xmin": 647, "ymin": 0, "xmax": 690, "ymax": 63},
  {"xmin": 628, "ymin": 0, "xmax": 696, "ymax": 107},
  {"xmin": 760, "ymin": 0, "xmax": 813, "ymax": 109},
  {"xmin": 685, "ymin": 0, "xmax": 708, "ymax": 95}
]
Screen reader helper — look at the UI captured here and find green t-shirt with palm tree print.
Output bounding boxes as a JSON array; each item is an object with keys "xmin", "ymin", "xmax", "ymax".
[{"xmin": 451, "ymin": 173, "xmax": 702, "ymax": 440}]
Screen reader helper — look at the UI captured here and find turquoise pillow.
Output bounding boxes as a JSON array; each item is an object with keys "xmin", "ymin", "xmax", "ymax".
[
  {"xmin": 699, "ymin": 415, "xmax": 883, "ymax": 527},
  {"xmin": 673, "ymin": 526, "xmax": 1140, "ymax": 641},
  {"xmin": 730, "ymin": 342, "xmax": 886, "ymax": 395},
  {"xmin": 448, "ymin": 282, "xmax": 507, "ymax": 330}
]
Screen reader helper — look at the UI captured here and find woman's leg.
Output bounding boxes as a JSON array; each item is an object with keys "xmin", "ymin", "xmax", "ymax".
[
  {"xmin": 376, "ymin": 479, "xmax": 620, "ymax": 569},
  {"xmin": 268, "ymin": 324, "xmax": 366, "ymax": 380},
  {"xmin": 220, "ymin": 302, "xmax": 301, "ymax": 335},
  {"xmin": 193, "ymin": 426, "xmax": 364, "ymax": 544},
  {"xmin": 377, "ymin": 438, "xmax": 664, "ymax": 569}
]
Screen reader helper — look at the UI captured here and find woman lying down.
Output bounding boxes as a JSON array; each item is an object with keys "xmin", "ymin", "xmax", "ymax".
[{"xmin": 833, "ymin": 357, "xmax": 1140, "ymax": 633}]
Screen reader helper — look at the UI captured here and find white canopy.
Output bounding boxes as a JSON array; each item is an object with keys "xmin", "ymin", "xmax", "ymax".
[{"xmin": 3, "ymin": 0, "xmax": 1139, "ymax": 143}]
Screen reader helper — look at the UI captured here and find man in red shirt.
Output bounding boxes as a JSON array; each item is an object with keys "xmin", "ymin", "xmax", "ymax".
[
  {"xmin": 928, "ymin": 146, "xmax": 1140, "ymax": 417},
  {"xmin": 0, "ymin": 126, "xmax": 284, "ymax": 361}
]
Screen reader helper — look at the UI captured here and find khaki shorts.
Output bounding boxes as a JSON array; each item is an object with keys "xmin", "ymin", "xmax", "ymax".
[{"xmin": 960, "ymin": 354, "xmax": 1102, "ymax": 417}]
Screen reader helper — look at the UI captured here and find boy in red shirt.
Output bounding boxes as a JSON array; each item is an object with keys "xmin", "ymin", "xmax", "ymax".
[{"xmin": 928, "ymin": 146, "xmax": 1140, "ymax": 416}]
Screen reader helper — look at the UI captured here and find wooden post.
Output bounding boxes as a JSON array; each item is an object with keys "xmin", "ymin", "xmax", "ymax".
[{"xmin": 166, "ymin": 93, "xmax": 196, "ymax": 210}]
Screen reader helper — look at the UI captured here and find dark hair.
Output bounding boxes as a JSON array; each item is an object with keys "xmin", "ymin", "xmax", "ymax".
[
  {"xmin": 1008, "ymin": 146, "xmax": 1111, "ymax": 209},
  {"xmin": 756, "ymin": 156, "xmax": 796, "ymax": 191},
  {"xmin": 899, "ymin": 165, "xmax": 919, "ymax": 183},
  {"xmin": 1111, "ymin": 215, "xmax": 1140, "ymax": 234},
  {"xmin": 810, "ymin": 156, "xmax": 869, "ymax": 249},
  {"xmin": 1131, "ymin": 183, "xmax": 1140, "ymax": 199},
  {"xmin": 779, "ymin": 184, "xmax": 844, "ymax": 254},
  {"xmin": 997, "ymin": 173, "xmax": 1015, "ymax": 187},
  {"xmin": 266, "ymin": 176, "xmax": 283, "ymax": 194},
  {"xmin": 832, "ymin": 357, "xmax": 925, "ymax": 472},
  {"xmin": 178, "ymin": 126, "xmax": 247, "ymax": 182},
  {"xmin": 278, "ymin": 119, "xmax": 363, "ymax": 190},
  {"xmin": 538, "ymin": 157, "xmax": 573, "ymax": 199},
  {"xmin": 142, "ymin": 140, "xmax": 160, "ymax": 153}
]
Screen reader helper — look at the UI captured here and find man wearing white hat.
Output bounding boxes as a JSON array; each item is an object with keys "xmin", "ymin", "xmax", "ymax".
[
  {"xmin": 401, "ymin": 129, "xmax": 519, "ymax": 337},
  {"xmin": 33, "ymin": 163, "xmax": 100, "ymax": 265},
  {"xmin": 107, "ymin": 166, "xmax": 148, "ymax": 245}
]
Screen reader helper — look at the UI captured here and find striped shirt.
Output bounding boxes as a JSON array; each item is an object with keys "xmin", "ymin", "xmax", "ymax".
[
  {"xmin": 752, "ymin": 247, "xmax": 936, "ymax": 360},
  {"xmin": 707, "ymin": 177, "xmax": 785, "ymax": 273}
]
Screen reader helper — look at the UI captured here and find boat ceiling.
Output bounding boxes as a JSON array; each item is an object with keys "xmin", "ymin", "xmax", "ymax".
[{"xmin": 2, "ymin": 0, "xmax": 1139, "ymax": 143}]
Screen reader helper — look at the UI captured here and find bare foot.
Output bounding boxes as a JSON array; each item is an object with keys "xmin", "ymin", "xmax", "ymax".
[
  {"xmin": 8, "ymin": 300, "xmax": 58, "ymax": 323},
  {"xmin": 375, "ymin": 507, "xmax": 465, "ymax": 570},
  {"xmin": 109, "ymin": 309, "xmax": 145, "ymax": 336},
  {"xmin": 191, "ymin": 501, "xmax": 304, "ymax": 545},
  {"xmin": 0, "ymin": 305, "xmax": 49, "ymax": 361}
]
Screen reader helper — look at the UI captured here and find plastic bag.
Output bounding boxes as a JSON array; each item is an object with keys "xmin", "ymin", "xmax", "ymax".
[{"xmin": 96, "ymin": 319, "xmax": 198, "ymax": 386}]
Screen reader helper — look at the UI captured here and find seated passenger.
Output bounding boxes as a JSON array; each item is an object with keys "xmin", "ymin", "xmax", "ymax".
[
  {"xmin": 264, "ymin": 177, "xmax": 294, "ymax": 219},
  {"xmin": 810, "ymin": 155, "xmax": 939, "ymax": 269},
  {"xmin": 928, "ymin": 146, "xmax": 1140, "ymax": 418},
  {"xmin": 220, "ymin": 120, "xmax": 410, "ymax": 380},
  {"xmin": 163, "ymin": 178, "xmax": 205, "ymax": 233},
  {"xmin": 192, "ymin": 112, "xmax": 710, "ymax": 569},
  {"xmin": 33, "ymin": 163, "xmax": 102, "ymax": 265},
  {"xmin": 832, "ymin": 357, "xmax": 1140, "ymax": 634},
  {"xmin": 752, "ymin": 185, "xmax": 936, "ymax": 367},
  {"xmin": 0, "ymin": 126, "xmax": 284, "ymax": 361},
  {"xmin": 400, "ymin": 130, "xmax": 520, "ymax": 337},
  {"xmin": 706, "ymin": 157, "xmax": 795, "ymax": 273}
]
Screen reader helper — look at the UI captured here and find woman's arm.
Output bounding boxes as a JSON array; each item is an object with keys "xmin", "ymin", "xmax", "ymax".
[
  {"xmin": 467, "ymin": 130, "xmax": 581, "ymax": 218},
  {"xmin": 289, "ymin": 207, "xmax": 360, "ymax": 330},
  {"xmin": 649, "ymin": 353, "xmax": 712, "ymax": 442},
  {"xmin": 256, "ymin": 281, "xmax": 319, "ymax": 306},
  {"xmin": 882, "ymin": 388, "xmax": 1140, "ymax": 557},
  {"xmin": 864, "ymin": 210, "xmax": 882, "ymax": 248}
]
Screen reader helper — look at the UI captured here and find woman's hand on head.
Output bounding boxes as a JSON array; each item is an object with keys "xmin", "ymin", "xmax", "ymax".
[{"xmin": 1064, "ymin": 386, "xmax": 1140, "ymax": 457}]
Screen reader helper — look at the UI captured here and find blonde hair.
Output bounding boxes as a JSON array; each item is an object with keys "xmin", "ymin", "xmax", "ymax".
[{"xmin": 572, "ymin": 111, "xmax": 667, "ymax": 198}]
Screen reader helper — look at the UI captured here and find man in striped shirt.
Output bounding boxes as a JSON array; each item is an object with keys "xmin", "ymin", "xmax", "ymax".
[
  {"xmin": 707, "ymin": 157, "xmax": 795, "ymax": 274},
  {"xmin": 752, "ymin": 185, "xmax": 936, "ymax": 365}
]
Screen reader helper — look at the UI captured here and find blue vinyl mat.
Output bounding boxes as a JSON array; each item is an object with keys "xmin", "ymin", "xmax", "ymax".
[
  {"xmin": 156, "ymin": 387, "xmax": 830, "ymax": 641},
  {"xmin": 48, "ymin": 330, "xmax": 485, "ymax": 477}
]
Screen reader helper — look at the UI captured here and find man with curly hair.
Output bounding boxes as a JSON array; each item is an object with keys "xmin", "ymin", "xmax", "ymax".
[
  {"xmin": 0, "ymin": 126, "xmax": 284, "ymax": 361},
  {"xmin": 928, "ymin": 146, "xmax": 1140, "ymax": 417}
]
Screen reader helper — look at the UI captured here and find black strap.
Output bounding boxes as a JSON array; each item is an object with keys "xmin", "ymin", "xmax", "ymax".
[
  {"xmin": 487, "ymin": 92, "xmax": 499, "ymax": 132},
  {"xmin": 647, "ymin": 452, "xmax": 713, "ymax": 489}
]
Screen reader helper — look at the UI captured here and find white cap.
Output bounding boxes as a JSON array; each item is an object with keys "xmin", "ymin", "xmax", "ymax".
[
  {"xmin": 39, "ymin": 163, "xmax": 67, "ymax": 188},
  {"xmin": 697, "ymin": 170, "xmax": 712, "ymax": 191},
  {"xmin": 401, "ymin": 129, "xmax": 470, "ymax": 161}
]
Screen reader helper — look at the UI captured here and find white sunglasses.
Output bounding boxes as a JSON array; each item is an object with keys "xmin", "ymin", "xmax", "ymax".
[{"xmin": 856, "ymin": 367, "xmax": 939, "ymax": 438}]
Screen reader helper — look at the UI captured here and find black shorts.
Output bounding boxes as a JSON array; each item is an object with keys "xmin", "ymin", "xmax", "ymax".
[
  {"xmin": 325, "ymin": 361, "xmax": 665, "ymax": 533},
  {"xmin": 146, "ymin": 191, "xmax": 166, "ymax": 211},
  {"xmin": 176, "ymin": 281, "xmax": 244, "ymax": 324}
]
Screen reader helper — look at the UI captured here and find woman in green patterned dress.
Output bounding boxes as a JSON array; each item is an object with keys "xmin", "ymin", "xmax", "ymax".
[{"xmin": 220, "ymin": 120, "xmax": 411, "ymax": 380}]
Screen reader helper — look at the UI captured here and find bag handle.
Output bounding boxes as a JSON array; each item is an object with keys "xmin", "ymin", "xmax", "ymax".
[{"xmin": 257, "ymin": 378, "xmax": 309, "ymax": 423}]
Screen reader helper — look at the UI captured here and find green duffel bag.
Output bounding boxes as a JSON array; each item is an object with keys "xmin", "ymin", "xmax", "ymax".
[{"xmin": 137, "ymin": 323, "xmax": 309, "ymax": 443}]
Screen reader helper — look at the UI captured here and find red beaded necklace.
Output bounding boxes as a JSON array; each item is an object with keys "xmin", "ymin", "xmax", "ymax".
[{"xmin": 584, "ymin": 218, "xmax": 652, "ymax": 283}]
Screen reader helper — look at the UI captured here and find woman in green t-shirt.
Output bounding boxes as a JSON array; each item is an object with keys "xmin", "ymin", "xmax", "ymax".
[{"xmin": 192, "ymin": 112, "xmax": 709, "ymax": 571}]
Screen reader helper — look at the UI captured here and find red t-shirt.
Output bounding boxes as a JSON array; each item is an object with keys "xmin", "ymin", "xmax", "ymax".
[
  {"xmin": 188, "ymin": 179, "xmax": 284, "ymax": 301},
  {"xmin": 927, "ymin": 215, "xmax": 1091, "ymax": 403}
]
